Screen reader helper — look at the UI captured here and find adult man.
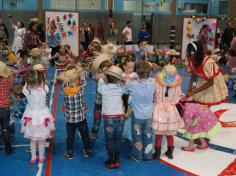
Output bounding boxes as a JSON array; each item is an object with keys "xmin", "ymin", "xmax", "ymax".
[{"xmin": 122, "ymin": 21, "xmax": 133, "ymax": 45}]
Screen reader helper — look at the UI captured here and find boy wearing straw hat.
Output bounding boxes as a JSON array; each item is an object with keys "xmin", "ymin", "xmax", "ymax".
[
  {"xmin": 90, "ymin": 53, "xmax": 112, "ymax": 140},
  {"xmin": 97, "ymin": 65, "xmax": 127, "ymax": 169},
  {"xmin": 0, "ymin": 61, "xmax": 14, "ymax": 154},
  {"xmin": 58, "ymin": 64, "xmax": 92, "ymax": 160}
]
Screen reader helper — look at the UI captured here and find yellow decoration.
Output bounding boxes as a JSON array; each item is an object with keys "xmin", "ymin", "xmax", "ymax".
[
  {"xmin": 63, "ymin": 86, "xmax": 80, "ymax": 96},
  {"xmin": 8, "ymin": 52, "xmax": 19, "ymax": 63}
]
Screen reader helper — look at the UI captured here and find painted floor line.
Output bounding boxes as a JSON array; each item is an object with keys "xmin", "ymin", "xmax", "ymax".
[
  {"xmin": 176, "ymin": 132, "xmax": 236, "ymax": 155},
  {"xmin": 0, "ymin": 144, "xmax": 30, "ymax": 148},
  {"xmin": 45, "ymin": 70, "xmax": 59, "ymax": 176}
]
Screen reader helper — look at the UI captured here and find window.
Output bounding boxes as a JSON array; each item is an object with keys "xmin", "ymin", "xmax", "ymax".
[
  {"xmin": 219, "ymin": 0, "xmax": 228, "ymax": 15},
  {"xmin": 180, "ymin": 3, "xmax": 208, "ymax": 14}
]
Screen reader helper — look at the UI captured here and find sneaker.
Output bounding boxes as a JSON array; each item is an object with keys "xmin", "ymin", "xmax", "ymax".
[
  {"xmin": 181, "ymin": 146, "xmax": 195, "ymax": 152},
  {"xmin": 64, "ymin": 152, "xmax": 74, "ymax": 160},
  {"xmin": 39, "ymin": 157, "xmax": 46, "ymax": 163},
  {"xmin": 30, "ymin": 157, "xmax": 38, "ymax": 164},
  {"xmin": 129, "ymin": 153, "xmax": 142, "ymax": 163},
  {"xmin": 82, "ymin": 149, "xmax": 92, "ymax": 158}
]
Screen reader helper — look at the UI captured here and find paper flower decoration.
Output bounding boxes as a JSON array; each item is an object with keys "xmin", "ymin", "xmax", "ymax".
[
  {"xmin": 68, "ymin": 12, "xmax": 73, "ymax": 18},
  {"xmin": 164, "ymin": 73, "xmax": 175, "ymax": 85},
  {"xmin": 62, "ymin": 31, "xmax": 67, "ymax": 38},
  {"xmin": 72, "ymin": 20, "xmax": 76, "ymax": 26},
  {"xmin": 68, "ymin": 31, "xmax": 73, "ymax": 37},
  {"xmin": 67, "ymin": 19, "xmax": 71, "ymax": 26},
  {"xmin": 63, "ymin": 14, "xmax": 67, "ymax": 20}
]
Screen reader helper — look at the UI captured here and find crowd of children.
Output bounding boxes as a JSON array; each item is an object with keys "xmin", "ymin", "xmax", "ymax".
[{"xmin": 0, "ymin": 17, "xmax": 230, "ymax": 171}]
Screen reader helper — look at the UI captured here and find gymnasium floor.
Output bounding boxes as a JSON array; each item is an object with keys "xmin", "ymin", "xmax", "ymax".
[{"xmin": 0, "ymin": 67, "xmax": 236, "ymax": 176}]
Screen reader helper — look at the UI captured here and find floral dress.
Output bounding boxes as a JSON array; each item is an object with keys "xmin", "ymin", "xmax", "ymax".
[
  {"xmin": 152, "ymin": 81, "xmax": 184, "ymax": 135},
  {"xmin": 188, "ymin": 55, "xmax": 228, "ymax": 105},
  {"xmin": 183, "ymin": 103, "xmax": 222, "ymax": 139}
]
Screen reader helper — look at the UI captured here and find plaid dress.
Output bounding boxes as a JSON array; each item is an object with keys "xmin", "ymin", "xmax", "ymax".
[{"xmin": 63, "ymin": 88, "xmax": 86, "ymax": 123}]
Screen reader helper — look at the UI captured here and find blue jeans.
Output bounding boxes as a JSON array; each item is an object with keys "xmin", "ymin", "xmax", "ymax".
[
  {"xmin": 122, "ymin": 116, "xmax": 132, "ymax": 141},
  {"xmin": 66, "ymin": 119, "xmax": 91, "ymax": 153},
  {"xmin": 91, "ymin": 104, "xmax": 102, "ymax": 134},
  {"xmin": 0, "ymin": 108, "xmax": 10, "ymax": 143},
  {"xmin": 104, "ymin": 117, "xmax": 124, "ymax": 152},
  {"xmin": 131, "ymin": 114, "xmax": 153, "ymax": 161}
]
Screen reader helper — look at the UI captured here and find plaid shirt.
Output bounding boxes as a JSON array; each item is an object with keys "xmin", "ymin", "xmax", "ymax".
[
  {"xmin": 63, "ymin": 89, "xmax": 85, "ymax": 123},
  {"xmin": 23, "ymin": 31, "xmax": 40, "ymax": 50},
  {"xmin": 0, "ymin": 75, "xmax": 14, "ymax": 108}
]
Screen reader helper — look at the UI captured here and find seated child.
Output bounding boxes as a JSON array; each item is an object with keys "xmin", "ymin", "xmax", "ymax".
[
  {"xmin": 177, "ymin": 101, "xmax": 222, "ymax": 152},
  {"xmin": 51, "ymin": 46, "xmax": 72, "ymax": 69}
]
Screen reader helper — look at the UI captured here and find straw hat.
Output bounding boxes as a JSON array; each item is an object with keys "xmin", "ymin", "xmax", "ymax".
[
  {"xmin": 0, "ymin": 61, "xmax": 11, "ymax": 77},
  {"xmin": 58, "ymin": 65, "xmax": 84, "ymax": 83},
  {"xmin": 156, "ymin": 64, "xmax": 182, "ymax": 87},
  {"xmin": 29, "ymin": 48, "xmax": 42, "ymax": 57},
  {"xmin": 33, "ymin": 64, "xmax": 45, "ymax": 71},
  {"xmin": 91, "ymin": 37, "xmax": 101, "ymax": 45},
  {"xmin": 91, "ymin": 53, "xmax": 112, "ymax": 72},
  {"xmin": 104, "ymin": 65, "xmax": 124, "ymax": 81},
  {"xmin": 102, "ymin": 42, "xmax": 118, "ymax": 54},
  {"xmin": 212, "ymin": 48, "xmax": 221, "ymax": 54},
  {"xmin": 30, "ymin": 18, "xmax": 39, "ymax": 23}
]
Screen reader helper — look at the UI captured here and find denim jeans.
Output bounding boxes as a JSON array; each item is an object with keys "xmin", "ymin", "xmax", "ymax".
[
  {"xmin": 122, "ymin": 116, "xmax": 132, "ymax": 141},
  {"xmin": 104, "ymin": 117, "xmax": 124, "ymax": 152},
  {"xmin": 66, "ymin": 119, "xmax": 91, "ymax": 153},
  {"xmin": 0, "ymin": 108, "xmax": 10, "ymax": 143},
  {"xmin": 131, "ymin": 114, "xmax": 153, "ymax": 161},
  {"xmin": 91, "ymin": 104, "xmax": 102, "ymax": 134}
]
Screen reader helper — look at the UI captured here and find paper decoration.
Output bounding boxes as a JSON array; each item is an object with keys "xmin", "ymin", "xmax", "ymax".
[
  {"xmin": 62, "ymin": 31, "xmax": 67, "ymax": 38},
  {"xmin": 67, "ymin": 19, "xmax": 71, "ymax": 26},
  {"xmin": 72, "ymin": 20, "xmax": 76, "ymax": 26},
  {"xmin": 67, "ymin": 31, "xmax": 73, "ymax": 37},
  {"xmin": 71, "ymin": 26, "xmax": 77, "ymax": 33},
  {"xmin": 68, "ymin": 12, "xmax": 73, "ymax": 18},
  {"xmin": 63, "ymin": 14, "xmax": 67, "ymax": 20},
  {"xmin": 60, "ymin": 22, "xmax": 64, "ymax": 32},
  {"xmin": 56, "ymin": 16, "xmax": 60, "ymax": 23}
]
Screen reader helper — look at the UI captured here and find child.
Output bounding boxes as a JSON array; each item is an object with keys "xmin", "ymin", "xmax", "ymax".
[
  {"xmin": 40, "ymin": 42, "xmax": 51, "ymax": 69},
  {"xmin": 29, "ymin": 48, "xmax": 43, "ymax": 66},
  {"xmin": 64, "ymin": 44, "xmax": 74, "ymax": 59},
  {"xmin": 91, "ymin": 53, "xmax": 112, "ymax": 139},
  {"xmin": 152, "ymin": 64, "xmax": 184, "ymax": 160},
  {"xmin": 126, "ymin": 61, "xmax": 155, "ymax": 162},
  {"xmin": 177, "ymin": 101, "xmax": 222, "ymax": 152},
  {"xmin": 10, "ymin": 83, "xmax": 27, "ymax": 140},
  {"xmin": 51, "ymin": 46, "xmax": 72, "ymax": 69},
  {"xmin": 121, "ymin": 57, "xmax": 137, "ymax": 141},
  {"xmin": 0, "ymin": 61, "xmax": 14, "ymax": 154},
  {"xmin": 98, "ymin": 65, "xmax": 126, "ymax": 168},
  {"xmin": 57, "ymin": 64, "xmax": 92, "ymax": 160},
  {"xmin": 134, "ymin": 41, "xmax": 148, "ymax": 63},
  {"xmin": 21, "ymin": 70, "xmax": 55, "ymax": 163}
]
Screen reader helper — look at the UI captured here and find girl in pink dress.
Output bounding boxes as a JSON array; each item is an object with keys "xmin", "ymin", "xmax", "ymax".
[
  {"xmin": 21, "ymin": 70, "xmax": 55, "ymax": 163},
  {"xmin": 177, "ymin": 101, "xmax": 222, "ymax": 152},
  {"xmin": 152, "ymin": 64, "xmax": 184, "ymax": 160}
]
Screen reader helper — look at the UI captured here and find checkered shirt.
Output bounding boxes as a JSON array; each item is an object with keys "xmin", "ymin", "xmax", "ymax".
[
  {"xmin": 0, "ymin": 75, "xmax": 14, "ymax": 108},
  {"xmin": 23, "ymin": 31, "xmax": 40, "ymax": 49},
  {"xmin": 63, "ymin": 90, "xmax": 86, "ymax": 123}
]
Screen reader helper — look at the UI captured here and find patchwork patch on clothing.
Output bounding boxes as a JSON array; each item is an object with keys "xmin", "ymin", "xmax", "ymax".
[
  {"xmin": 135, "ymin": 142, "xmax": 143, "ymax": 151},
  {"xmin": 144, "ymin": 144, "xmax": 153, "ymax": 154}
]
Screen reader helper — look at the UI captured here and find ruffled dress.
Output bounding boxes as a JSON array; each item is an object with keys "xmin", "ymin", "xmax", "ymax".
[
  {"xmin": 183, "ymin": 103, "xmax": 222, "ymax": 139},
  {"xmin": 152, "ymin": 74, "xmax": 184, "ymax": 135},
  {"xmin": 21, "ymin": 84, "xmax": 55, "ymax": 141},
  {"xmin": 188, "ymin": 55, "xmax": 228, "ymax": 105}
]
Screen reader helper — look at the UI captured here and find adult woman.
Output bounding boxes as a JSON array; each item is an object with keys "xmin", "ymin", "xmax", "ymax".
[
  {"xmin": 107, "ymin": 22, "xmax": 118, "ymax": 44},
  {"xmin": 138, "ymin": 23, "xmax": 150, "ymax": 43},
  {"xmin": 198, "ymin": 24, "xmax": 209, "ymax": 54},
  {"xmin": 79, "ymin": 22, "xmax": 91, "ymax": 51},
  {"xmin": 9, "ymin": 16, "xmax": 26, "ymax": 53},
  {"xmin": 186, "ymin": 41, "xmax": 228, "ymax": 105},
  {"xmin": 46, "ymin": 19, "xmax": 61, "ymax": 56},
  {"xmin": 23, "ymin": 21, "xmax": 40, "ymax": 51}
]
